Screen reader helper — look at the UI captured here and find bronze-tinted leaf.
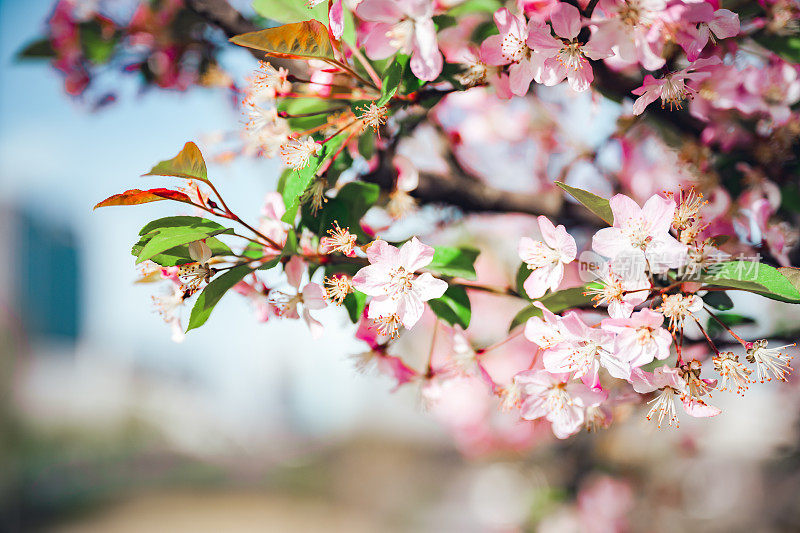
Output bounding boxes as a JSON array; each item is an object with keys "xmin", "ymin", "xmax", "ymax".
[
  {"xmin": 93, "ymin": 188, "xmax": 191, "ymax": 209},
  {"xmin": 143, "ymin": 141, "xmax": 208, "ymax": 182},
  {"xmin": 229, "ymin": 20, "xmax": 334, "ymax": 60}
]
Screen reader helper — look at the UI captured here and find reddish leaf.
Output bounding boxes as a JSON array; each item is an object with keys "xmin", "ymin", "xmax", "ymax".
[
  {"xmin": 229, "ymin": 20, "xmax": 335, "ymax": 60},
  {"xmin": 94, "ymin": 188, "xmax": 191, "ymax": 209},
  {"xmin": 143, "ymin": 141, "xmax": 208, "ymax": 182}
]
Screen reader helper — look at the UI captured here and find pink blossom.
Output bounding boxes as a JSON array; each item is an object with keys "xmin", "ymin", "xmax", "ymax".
[
  {"xmin": 541, "ymin": 313, "xmax": 631, "ymax": 388},
  {"xmin": 630, "ymin": 365, "xmax": 721, "ymax": 427},
  {"xmin": 591, "ymin": 193, "xmax": 688, "ymax": 274},
  {"xmin": 524, "ymin": 301, "xmax": 579, "ymax": 350},
  {"xmin": 356, "ymin": 0, "xmax": 443, "ymax": 81},
  {"xmin": 515, "ymin": 370, "xmax": 606, "ymax": 439},
  {"xmin": 518, "ymin": 215, "xmax": 577, "ymax": 299},
  {"xmin": 352, "ymin": 237, "xmax": 448, "ymax": 329},
  {"xmin": 743, "ymin": 61, "xmax": 800, "ymax": 125},
  {"xmin": 584, "ymin": 261, "xmax": 650, "ymax": 318},
  {"xmin": 631, "ymin": 56, "xmax": 721, "ymax": 115},
  {"xmin": 674, "ymin": 4, "xmax": 739, "ymax": 62},
  {"xmin": 480, "ymin": 8, "xmax": 548, "ymax": 96},
  {"xmin": 273, "ymin": 256, "xmax": 327, "ymax": 338},
  {"xmin": 601, "ymin": 308, "xmax": 672, "ymax": 367},
  {"xmin": 525, "ymin": 3, "xmax": 613, "ymax": 92},
  {"xmin": 591, "ymin": 0, "xmax": 667, "ymax": 70}
]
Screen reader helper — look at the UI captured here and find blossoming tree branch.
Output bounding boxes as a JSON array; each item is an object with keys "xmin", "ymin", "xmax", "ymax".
[{"xmin": 29, "ymin": 0, "xmax": 800, "ymax": 441}]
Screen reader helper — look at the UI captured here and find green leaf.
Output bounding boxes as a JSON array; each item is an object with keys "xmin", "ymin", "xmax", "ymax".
[
  {"xmin": 753, "ymin": 32, "xmax": 800, "ymax": 64},
  {"xmin": 137, "ymin": 216, "xmax": 227, "ymax": 237},
  {"xmin": 257, "ymin": 257, "xmax": 282, "ymax": 271},
  {"xmin": 79, "ymin": 20, "xmax": 117, "ymax": 64},
  {"xmin": 377, "ymin": 54, "xmax": 409, "ymax": 106},
  {"xmin": 342, "ymin": 290, "xmax": 367, "ymax": 323},
  {"xmin": 448, "ymin": 0, "xmax": 502, "ymax": 16},
  {"xmin": 317, "ymin": 181, "xmax": 380, "ymax": 241},
  {"xmin": 135, "ymin": 219, "xmax": 234, "ymax": 264},
  {"xmin": 697, "ymin": 261, "xmax": 800, "ymax": 304},
  {"xmin": 429, "ymin": 285, "xmax": 471, "ymax": 328},
  {"xmin": 187, "ymin": 265, "xmax": 253, "ymax": 331},
  {"xmin": 554, "ymin": 182, "xmax": 613, "ymax": 225},
  {"xmin": 282, "ymin": 228, "xmax": 298, "ymax": 256},
  {"xmin": 516, "ymin": 263, "xmax": 531, "ymax": 300},
  {"xmin": 706, "ymin": 313, "xmax": 755, "ymax": 338},
  {"xmin": 357, "ymin": 130, "xmax": 376, "ymax": 160},
  {"xmin": 252, "ymin": 0, "xmax": 328, "ymax": 25},
  {"xmin": 143, "ymin": 142, "xmax": 208, "ymax": 182},
  {"xmin": 16, "ymin": 38, "xmax": 55, "ymax": 60},
  {"xmin": 702, "ymin": 291, "xmax": 733, "ymax": 311},
  {"xmin": 427, "ymin": 246, "xmax": 480, "ymax": 281},
  {"xmin": 281, "ymin": 134, "xmax": 347, "ymax": 224},
  {"xmin": 277, "ymin": 98, "xmax": 331, "ymax": 130},
  {"xmin": 132, "ymin": 236, "xmax": 232, "ymax": 267},
  {"xmin": 509, "ymin": 286, "xmax": 593, "ymax": 331}
]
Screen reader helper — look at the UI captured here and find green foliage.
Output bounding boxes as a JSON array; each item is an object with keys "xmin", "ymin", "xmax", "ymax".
[
  {"xmin": 753, "ymin": 32, "xmax": 800, "ymax": 64},
  {"xmin": 429, "ymin": 285, "xmax": 472, "ymax": 328},
  {"xmin": 343, "ymin": 290, "xmax": 368, "ymax": 323},
  {"xmin": 132, "ymin": 236, "xmax": 232, "ymax": 267},
  {"xmin": 703, "ymin": 291, "xmax": 734, "ymax": 311},
  {"xmin": 17, "ymin": 38, "xmax": 55, "ymax": 60},
  {"xmin": 377, "ymin": 54, "xmax": 409, "ymax": 106},
  {"xmin": 427, "ymin": 246, "xmax": 480, "ymax": 280},
  {"xmin": 448, "ymin": 0, "xmax": 502, "ymax": 16},
  {"xmin": 509, "ymin": 286, "xmax": 594, "ymax": 331},
  {"xmin": 706, "ymin": 313, "xmax": 756, "ymax": 338},
  {"xmin": 144, "ymin": 142, "xmax": 209, "ymax": 182},
  {"xmin": 79, "ymin": 20, "xmax": 117, "ymax": 64},
  {"xmin": 252, "ymin": 0, "xmax": 328, "ymax": 25},
  {"xmin": 697, "ymin": 261, "xmax": 800, "ymax": 304},
  {"xmin": 317, "ymin": 181, "xmax": 380, "ymax": 241},
  {"xmin": 516, "ymin": 263, "xmax": 530, "ymax": 300},
  {"xmin": 277, "ymin": 98, "xmax": 331, "ymax": 130},
  {"xmin": 187, "ymin": 265, "xmax": 253, "ymax": 331},
  {"xmin": 134, "ymin": 216, "xmax": 233, "ymax": 264},
  {"xmin": 281, "ymin": 133, "xmax": 348, "ymax": 224},
  {"xmin": 555, "ymin": 182, "xmax": 613, "ymax": 225}
]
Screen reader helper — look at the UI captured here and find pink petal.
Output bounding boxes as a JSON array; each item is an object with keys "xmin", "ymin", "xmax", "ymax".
[
  {"xmin": 479, "ymin": 34, "xmax": 508, "ymax": 66},
  {"xmin": 523, "ymin": 267, "xmax": 550, "ymax": 299},
  {"xmin": 329, "ymin": 0, "xmax": 344, "ymax": 40},
  {"xmin": 609, "ymin": 193, "xmax": 642, "ymax": 226},
  {"xmin": 566, "ymin": 60, "xmax": 593, "ymax": 92},
  {"xmin": 411, "ymin": 272, "xmax": 447, "ymax": 301},
  {"xmin": 410, "ymin": 17, "xmax": 443, "ymax": 81},
  {"xmin": 367, "ymin": 294, "xmax": 399, "ymax": 318},
  {"xmin": 285, "ymin": 255, "xmax": 306, "ymax": 289},
  {"xmin": 632, "ymin": 88, "xmax": 661, "ymax": 115},
  {"xmin": 302, "ymin": 282, "xmax": 327, "ymax": 310},
  {"xmin": 682, "ymin": 395, "xmax": 722, "ymax": 418},
  {"xmin": 399, "ymin": 237, "xmax": 435, "ymax": 272},
  {"xmin": 355, "ymin": 0, "xmax": 403, "ymax": 23},
  {"xmin": 526, "ymin": 22, "xmax": 561, "ymax": 56},
  {"xmin": 508, "ymin": 58, "xmax": 536, "ymax": 96},
  {"xmin": 397, "ymin": 292, "xmax": 425, "ymax": 329},
  {"xmin": 367, "ymin": 239, "xmax": 399, "ymax": 265},
  {"xmin": 709, "ymin": 9, "xmax": 739, "ymax": 39},
  {"xmin": 642, "ymin": 194, "xmax": 675, "ymax": 234},
  {"xmin": 361, "ymin": 22, "xmax": 400, "ymax": 60},
  {"xmin": 352, "ymin": 264, "xmax": 391, "ymax": 296},
  {"xmin": 549, "ymin": 2, "xmax": 581, "ymax": 40},
  {"xmin": 591, "ymin": 227, "xmax": 630, "ymax": 260}
]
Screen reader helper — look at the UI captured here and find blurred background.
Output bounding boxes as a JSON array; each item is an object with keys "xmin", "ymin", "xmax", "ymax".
[{"xmin": 2, "ymin": 1, "xmax": 800, "ymax": 531}]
